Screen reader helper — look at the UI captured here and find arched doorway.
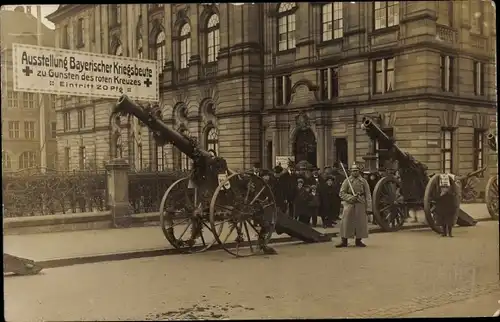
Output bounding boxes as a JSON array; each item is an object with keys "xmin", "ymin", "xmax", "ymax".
[{"xmin": 293, "ymin": 128, "xmax": 317, "ymax": 167}]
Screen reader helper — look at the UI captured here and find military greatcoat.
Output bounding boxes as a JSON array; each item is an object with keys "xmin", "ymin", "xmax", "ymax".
[{"xmin": 338, "ymin": 175, "xmax": 372, "ymax": 239}]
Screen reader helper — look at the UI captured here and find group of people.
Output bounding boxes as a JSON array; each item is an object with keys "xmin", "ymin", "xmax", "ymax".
[{"xmin": 253, "ymin": 160, "xmax": 373, "ymax": 248}]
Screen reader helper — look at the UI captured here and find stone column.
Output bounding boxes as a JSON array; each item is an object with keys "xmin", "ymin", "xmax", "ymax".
[
  {"xmin": 316, "ymin": 124, "xmax": 325, "ymax": 170},
  {"xmin": 105, "ymin": 158, "xmax": 132, "ymax": 227}
]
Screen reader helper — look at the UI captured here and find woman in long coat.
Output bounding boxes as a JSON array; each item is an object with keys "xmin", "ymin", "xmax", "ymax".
[{"xmin": 336, "ymin": 163, "xmax": 372, "ymax": 248}]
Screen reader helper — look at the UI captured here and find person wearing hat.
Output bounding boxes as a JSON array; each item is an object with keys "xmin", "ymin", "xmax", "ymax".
[
  {"xmin": 252, "ymin": 162, "xmax": 261, "ymax": 177},
  {"xmin": 294, "ymin": 177, "xmax": 311, "ymax": 223},
  {"xmin": 434, "ymin": 174, "xmax": 459, "ymax": 237},
  {"xmin": 336, "ymin": 162, "xmax": 373, "ymax": 248},
  {"xmin": 320, "ymin": 174, "xmax": 341, "ymax": 228},
  {"xmin": 272, "ymin": 166, "xmax": 287, "ymax": 213},
  {"xmin": 280, "ymin": 164, "xmax": 298, "ymax": 219}
]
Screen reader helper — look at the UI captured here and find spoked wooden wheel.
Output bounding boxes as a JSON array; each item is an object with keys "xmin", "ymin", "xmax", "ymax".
[
  {"xmin": 209, "ymin": 173, "xmax": 278, "ymax": 257},
  {"xmin": 485, "ymin": 175, "xmax": 499, "ymax": 220},
  {"xmin": 372, "ymin": 176, "xmax": 408, "ymax": 232},
  {"xmin": 159, "ymin": 177, "xmax": 223, "ymax": 253},
  {"xmin": 424, "ymin": 174, "xmax": 461, "ymax": 234}
]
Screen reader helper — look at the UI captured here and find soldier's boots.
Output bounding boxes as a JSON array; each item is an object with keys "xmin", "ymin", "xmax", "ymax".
[
  {"xmin": 355, "ymin": 238, "xmax": 366, "ymax": 247},
  {"xmin": 335, "ymin": 238, "xmax": 348, "ymax": 248}
]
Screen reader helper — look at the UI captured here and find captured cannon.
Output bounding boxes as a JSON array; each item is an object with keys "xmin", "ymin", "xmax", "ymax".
[
  {"xmin": 3, "ymin": 253, "xmax": 43, "ymax": 275},
  {"xmin": 485, "ymin": 133, "xmax": 498, "ymax": 219},
  {"xmin": 361, "ymin": 117, "xmax": 477, "ymax": 234},
  {"xmin": 112, "ymin": 95, "xmax": 328, "ymax": 257}
]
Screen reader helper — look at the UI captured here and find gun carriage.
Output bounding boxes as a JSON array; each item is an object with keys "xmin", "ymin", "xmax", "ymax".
[
  {"xmin": 113, "ymin": 95, "xmax": 278, "ymax": 257},
  {"xmin": 485, "ymin": 133, "xmax": 498, "ymax": 219},
  {"xmin": 113, "ymin": 96, "xmax": 328, "ymax": 257},
  {"xmin": 361, "ymin": 117, "xmax": 472, "ymax": 234}
]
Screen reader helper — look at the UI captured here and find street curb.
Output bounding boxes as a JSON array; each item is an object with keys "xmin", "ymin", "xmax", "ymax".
[{"xmin": 36, "ymin": 217, "xmax": 495, "ymax": 270}]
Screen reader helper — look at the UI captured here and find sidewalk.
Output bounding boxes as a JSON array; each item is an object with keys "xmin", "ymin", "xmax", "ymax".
[{"xmin": 2, "ymin": 203, "xmax": 492, "ymax": 266}]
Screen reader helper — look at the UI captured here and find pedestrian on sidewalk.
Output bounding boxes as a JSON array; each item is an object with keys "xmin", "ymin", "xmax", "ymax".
[
  {"xmin": 434, "ymin": 174, "xmax": 459, "ymax": 238},
  {"xmin": 319, "ymin": 175, "xmax": 340, "ymax": 228},
  {"xmin": 294, "ymin": 178, "xmax": 311, "ymax": 223},
  {"xmin": 336, "ymin": 163, "xmax": 373, "ymax": 248},
  {"xmin": 308, "ymin": 184, "xmax": 321, "ymax": 227}
]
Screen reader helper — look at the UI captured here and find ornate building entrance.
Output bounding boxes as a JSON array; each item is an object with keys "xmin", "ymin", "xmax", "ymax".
[{"xmin": 293, "ymin": 128, "xmax": 317, "ymax": 167}]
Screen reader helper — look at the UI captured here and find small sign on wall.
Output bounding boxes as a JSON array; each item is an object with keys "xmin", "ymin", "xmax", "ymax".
[
  {"xmin": 427, "ymin": 140, "xmax": 440, "ymax": 147},
  {"xmin": 276, "ymin": 156, "xmax": 294, "ymax": 170}
]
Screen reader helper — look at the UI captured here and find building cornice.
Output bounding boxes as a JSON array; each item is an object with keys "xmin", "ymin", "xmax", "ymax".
[{"xmin": 46, "ymin": 5, "xmax": 95, "ymax": 24}]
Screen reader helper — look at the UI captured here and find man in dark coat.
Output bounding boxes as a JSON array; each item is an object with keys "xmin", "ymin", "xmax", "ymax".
[
  {"xmin": 434, "ymin": 175, "xmax": 459, "ymax": 237},
  {"xmin": 320, "ymin": 175, "xmax": 341, "ymax": 228},
  {"xmin": 279, "ymin": 165, "xmax": 297, "ymax": 218},
  {"xmin": 309, "ymin": 184, "xmax": 321, "ymax": 227},
  {"xmin": 251, "ymin": 162, "xmax": 261, "ymax": 177},
  {"xmin": 294, "ymin": 178, "xmax": 311, "ymax": 223},
  {"xmin": 272, "ymin": 166, "xmax": 287, "ymax": 213}
]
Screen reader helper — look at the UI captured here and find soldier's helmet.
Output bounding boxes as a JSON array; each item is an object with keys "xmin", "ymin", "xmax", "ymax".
[{"xmin": 351, "ymin": 163, "xmax": 360, "ymax": 171}]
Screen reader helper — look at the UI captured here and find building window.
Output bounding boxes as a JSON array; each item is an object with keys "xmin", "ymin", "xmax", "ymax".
[
  {"xmin": 51, "ymin": 94, "xmax": 57, "ymax": 109},
  {"xmin": 320, "ymin": 67, "xmax": 339, "ymax": 100},
  {"xmin": 206, "ymin": 127, "xmax": 219, "ymax": 156},
  {"xmin": 77, "ymin": 109, "xmax": 86, "ymax": 129},
  {"xmin": 436, "ymin": 0, "xmax": 453, "ymax": 27},
  {"xmin": 90, "ymin": 10, "xmax": 96, "ymax": 42},
  {"xmin": 334, "ymin": 138, "xmax": 348, "ymax": 167},
  {"xmin": 473, "ymin": 130, "xmax": 484, "ymax": 171},
  {"xmin": 64, "ymin": 147, "xmax": 70, "ymax": 170},
  {"xmin": 374, "ymin": 128, "xmax": 394, "ymax": 170},
  {"xmin": 110, "ymin": 5, "xmax": 121, "ymax": 26},
  {"xmin": 441, "ymin": 129, "xmax": 453, "ymax": 173},
  {"xmin": 2, "ymin": 151, "xmax": 12, "ymax": 169},
  {"xmin": 180, "ymin": 24, "xmax": 191, "ymax": 69},
  {"xmin": 473, "ymin": 61, "xmax": 485, "ymax": 96},
  {"xmin": 79, "ymin": 146, "xmax": 86, "ymax": 170},
  {"xmin": 155, "ymin": 31, "xmax": 165, "ymax": 68},
  {"xmin": 63, "ymin": 112, "xmax": 71, "ymax": 131},
  {"xmin": 62, "ymin": 25, "xmax": 69, "ymax": 48},
  {"xmin": 278, "ymin": 2, "xmax": 297, "ymax": 51},
  {"xmin": 440, "ymin": 55, "xmax": 454, "ymax": 92},
  {"xmin": 76, "ymin": 17, "xmax": 84, "ymax": 47},
  {"xmin": 115, "ymin": 44, "xmax": 123, "ymax": 56},
  {"xmin": 19, "ymin": 151, "xmax": 37, "ymax": 169},
  {"xmin": 374, "ymin": 1, "xmax": 400, "ymax": 30},
  {"xmin": 157, "ymin": 145, "xmax": 166, "ymax": 171},
  {"xmin": 470, "ymin": 0, "xmax": 484, "ymax": 35},
  {"xmin": 51, "ymin": 122, "xmax": 57, "ymax": 138},
  {"xmin": 138, "ymin": 143, "xmax": 143, "ymax": 170},
  {"xmin": 373, "ymin": 57, "xmax": 394, "ymax": 94},
  {"xmin": 7, "ymin": 92, "xmax": 18, "ymax": 108},
  {"xmin": 24, "ymin": 121, "xmax": 35, "ymax": 139},
  {"xmin": 8, "ymin": 121, "xmax": 19, "ymax": 139},
  {"xmin": 321, "ymin": 3, "xmax": 343, "ymax": 41},
  {"xmin": 206, "ymin": 14, "xmax": 220, "ymax": 63},
  {"xmin": 23, "ymin": 92, "xmax": 35, "ymax": 108},
  {"xmin": 275, "ymin": 75, "xmax": 292, "ymax": 106},
  {"xmin": 137, "ymin": 37, "xmax": 143, "ymax": 59}
]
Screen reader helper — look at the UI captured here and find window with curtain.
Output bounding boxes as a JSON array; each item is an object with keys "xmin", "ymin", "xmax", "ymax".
[
  {"xmin": 277, "ymin": 2, "xmax": 297, "ymax": 51},
  {"xmin": 206, "ymin": 14, "xmax": 220, "ymax": 63},
  {"xmin": 206, "ymin": 127, "xmax": 219, "ymax": 156},
  {"xmin": 180, "ymin": 24, "xmax": 191, "ymax": 69}
]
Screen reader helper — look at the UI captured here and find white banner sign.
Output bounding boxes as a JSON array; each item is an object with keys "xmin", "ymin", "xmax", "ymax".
[
  {"xmin": 12, "ymin": 43, "xmax": 159, "ymax": 102},
  {"xmin": 276, "ymin": 156, "xmax": 294, "ymax": 170}
]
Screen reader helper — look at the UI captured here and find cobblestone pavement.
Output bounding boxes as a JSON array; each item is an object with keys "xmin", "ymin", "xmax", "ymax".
[{"xmin": 4, "ymin": 221, "xmax": 498, "ymax": 321}]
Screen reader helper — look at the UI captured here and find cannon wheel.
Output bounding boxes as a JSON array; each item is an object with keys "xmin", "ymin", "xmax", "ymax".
[
  {"xmin": 485, "ymin": 175, "xmax": 499, "ymax": 220},
  {"xmin": 423, "ymin": 174, "xmax": 461, "ymax": 234},
  {"xmin": 159, "ymin": 177, "xmax": 223, "ymax": 253},
  {"xmin": 372, "ymin": 176, "xmax": 407, "ymax": 232},
  {"xmin": 209, "ymin": 172, "xmax": 278, "ymax": 257}
]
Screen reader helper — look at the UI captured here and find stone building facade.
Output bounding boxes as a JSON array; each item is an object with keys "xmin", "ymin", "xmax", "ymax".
[
  {"xmin": 1, "ymin": 6, "xmax": 58, "ymax": 172},
  {"xmin": 47, "ymin": 2, "xmax": 497, "ymax": 182}
]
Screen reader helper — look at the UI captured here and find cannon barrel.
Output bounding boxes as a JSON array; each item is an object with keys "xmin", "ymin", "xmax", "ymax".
[
  {"xmin": 114, "ymin": 95, "xmax": 213, "ymax": 161},
  {"xmin": 487, "ymin": 133, "xmax": 497, "ymax": 151},
  {"xmin": 362, "ymin": 117, "xmax": 407, "ymax": 161}
]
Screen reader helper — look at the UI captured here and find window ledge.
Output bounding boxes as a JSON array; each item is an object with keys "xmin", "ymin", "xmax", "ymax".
[
  {"xmin": 370, "ymin": 25, "xmax": 399, "ymax": 37},
  {"xmin": 317, "ymin": 38, "xmax": 343, "ymax": 48},
  {"xmin": 275, "ymin": 48, "xmax": 296, "ymax": 57}
]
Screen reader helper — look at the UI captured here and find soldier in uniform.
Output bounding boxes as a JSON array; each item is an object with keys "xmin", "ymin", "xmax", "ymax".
[
  {"xmin": 434, "ymin": 174, "xmax": 459, "ymax": 237},
  {"xmin": 336, "ymin": 163, "xmax": 373, "ymax": 248}
]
